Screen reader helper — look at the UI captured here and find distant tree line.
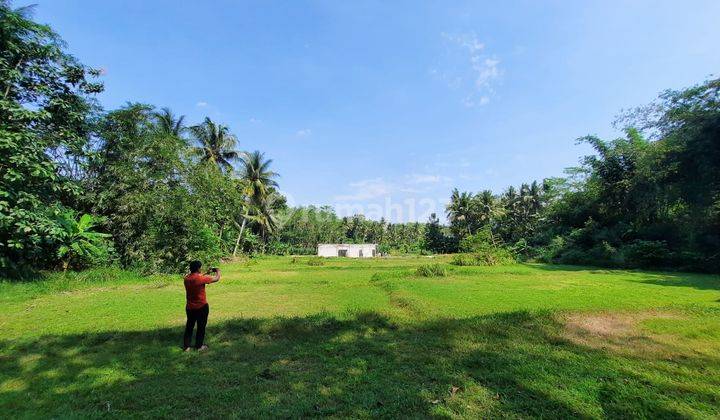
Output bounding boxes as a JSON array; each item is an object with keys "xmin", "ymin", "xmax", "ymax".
[
  {"xmin": 429, "ymin": 79, "xmax": 720, "ymax": 272},
  {"xmin": 270, "ymin": 207, "xmax": 425, "ymax": 255}
]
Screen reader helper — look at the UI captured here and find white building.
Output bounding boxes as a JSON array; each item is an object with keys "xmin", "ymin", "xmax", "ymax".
[{"xmin": 317, "ymin": 243, "xmax": 378, "ymax": 258}]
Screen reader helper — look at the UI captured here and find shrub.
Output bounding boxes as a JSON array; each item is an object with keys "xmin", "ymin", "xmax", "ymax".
[
  {"xmin": 536, "ymin": 236, "xmax": 566, "ymax": 263},
  {"xmin": 589, "ymin": 241, "xmax": 621, "ymax": 266},
  {"xmin": 511, "ymin": 238, "xmax": 529, "ymax": 258},
  {"xmin": 377, "ymin": 244, "xmax": 391, "ymax": 255},
  {"xmin": 307, "ymin": 257, "xmax": 325, "ymax": 266},
  {"xmin": 451, "ymin": 249, "xmax": 515, "ymax": 266},
  {"xmin": 266, "ymin": 241, "xmax": 292, "ymax": 255},
  {"xmin": 622, "ymin": 240, "xmax": 671, "ymax": 268},
  {"xmin": 455, "ymin": 226, "xmax": 516, "ymax": 266},
  {"xmin": 52, "ymin": 211, "xmax": 115, "ymax": 271},
  {"xmin": 415, "ymin": 264, "xmax": 447, "ymax": 277},
  {"xmin": 555, "ymin": 248, "xmax": 591, "ymax": 265},
  {"xmin": 451, "ymin": 254, "xmax": 475, "ymax": 266},
  {"xmin": 458, "ymin": 227, "xmax": 495, "ymax": 253}
]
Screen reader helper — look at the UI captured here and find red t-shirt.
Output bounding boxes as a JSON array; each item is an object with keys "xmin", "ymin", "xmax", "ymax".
[{"xmin": 184, "ymin": 272, "xmax": 214, "ymax": 309}]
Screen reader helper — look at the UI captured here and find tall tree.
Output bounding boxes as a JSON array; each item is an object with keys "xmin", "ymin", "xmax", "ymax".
[
  {"xmin": 0, "ymin": 1, "xmax": 103, "ymax": 271},
  {"xmin": 153, "ymin": 107, "xmax": 186, "ymax": 137},
  {"xmin": 188, "ymin": 117, "xmax": 239, "ymax": 172},
  {"xmin": 232, "ymin": 151, "xmax": 280, "ymax": 254},
  {"xmin": 237, "ymin": 151, "xmax": 279, "ymax": 197},
  {"xmin": 425, "ymin": 213, "xmax": 451, "ymax": 254},
  {"xmin": 446, "ymin": 189, "xmax": 475, "ymax": 238}
]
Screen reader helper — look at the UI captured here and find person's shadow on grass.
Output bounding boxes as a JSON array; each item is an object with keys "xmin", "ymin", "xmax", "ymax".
[{"xmin": 1, "ymin": 311, "xmax": 715, "ymax": 417}]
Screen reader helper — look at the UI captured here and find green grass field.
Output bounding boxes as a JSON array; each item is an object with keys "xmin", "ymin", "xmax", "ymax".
[{"xmin": 2, "ymin": 256, "xmax": 720, "ymax": 418}]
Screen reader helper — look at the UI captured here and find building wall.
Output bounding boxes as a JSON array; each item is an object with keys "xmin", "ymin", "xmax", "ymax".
[{"xmin": 317, "ymin": 244, "xmax": 377, "ymax": 258}]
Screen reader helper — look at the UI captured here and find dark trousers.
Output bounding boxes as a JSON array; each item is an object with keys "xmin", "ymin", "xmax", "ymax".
[{"xmin": 184, "ymin": 304, "xmax": 209, "ymax": 349}]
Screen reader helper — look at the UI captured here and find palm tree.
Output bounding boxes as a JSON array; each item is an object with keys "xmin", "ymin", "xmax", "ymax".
[
  {"xmin": 474, "ymin": 190, "xmax": 500, "ymax": 245},
  {"xmin": 474, "ymin": 190, "xmax": 498, "ymax": 224},
  {"xmin": 232, "ymin": 152, "xmax": 280, "ymax": 256},
  {"xmin": 252, "ymin": 191, "xmax": 283, "ymax": 239},
  {"xmin": 232, "ymin": 202, "xmax": 257, "ymax": 257},
  {"xmin": 237, "ymin": 151, "xmax": 279, "ymax": 197},
  {"xmin": 154, "ymin": 107, "xmax": 185, "ymax": 137},
  {"xmin": 231, "ymin": 191, "xmax": 284, "ymax": 256},
  {"xmin": 188, "ymin": 117, "xmax": 239, "ymax": 172},
  {"xmin": 446, "ymin": 189, "xmax": 475, "ymax": 236}
]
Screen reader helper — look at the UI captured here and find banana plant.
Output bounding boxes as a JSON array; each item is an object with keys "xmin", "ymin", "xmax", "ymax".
[{"xmin": 54, "ymin": 211, "xmax": 111, "ymax": 271}]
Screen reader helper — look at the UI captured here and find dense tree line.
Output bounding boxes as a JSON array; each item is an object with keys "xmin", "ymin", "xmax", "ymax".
[
  {"xmin": 0, "ymin": 3, "xmax": 283, "ymax": 274},
  {"xmin": 270, "ymin": 207, "xmax": 425, "ymax": 255},
  {"xmin": 434, "ymin": 79, "xmax": 719, "ymax": 272},
  {"xmin": 0, "ymin": 3, "xmax": 424, "ymax": 275}
]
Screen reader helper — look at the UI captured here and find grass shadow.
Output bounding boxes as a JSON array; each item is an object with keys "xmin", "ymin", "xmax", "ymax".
[
  {"xmin": 1, "ymin": 311, "xmax": 718, "ymax": 417},
  {"xmin": 530, "ymin": 263, "xmax": 720, "ymax": 292},
  {"xmin": 632, "ymin": 274, "xmax": 720, "ymax": 291}
]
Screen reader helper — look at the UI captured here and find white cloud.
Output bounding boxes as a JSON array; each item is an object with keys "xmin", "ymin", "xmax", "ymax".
[
  {"xmin": 473, "ymin": 59, "xmax": 500, "ymax": 90},
  {"xmin": 196, "ymin": 101, "xmax": 208, "ymax": 107},
  {"xmin": 296, "ymin": 128, "xmax": 312, "ymax": 137},
  {"xmin": 405, "ymin": 173, "xmax": 452, "ymax": 184},
  {"xmin": 398, "ymin": 187, "xmax": 426, "ymax": 194},
  {"xmin": 439, "ymin": 32, "xmax": 502, "ymax": 107},
  {"xmin": 334, "ymin": 173, "xmax": 452, "ymax": 202},
  {"xmin": 442, "ymin": 32, "xmax": 484, "ymax": 53},
  {"xmin": 334, "ymin": 178, "xmax": 392, "ymax": 201},
  {"xmin": 249, "ymin": 117, "xmax": 260, "ymax": 123}
]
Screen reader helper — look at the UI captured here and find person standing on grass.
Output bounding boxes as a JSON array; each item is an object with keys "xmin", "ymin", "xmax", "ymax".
[{"xmin": 183, "ymin": 260, "xmax": 220, "ymax": 352}]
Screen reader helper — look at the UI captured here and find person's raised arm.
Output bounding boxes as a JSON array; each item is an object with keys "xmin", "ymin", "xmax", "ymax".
[{"xmin": 208, "ymin": 268, "xmax": 221, "ymax": 283}]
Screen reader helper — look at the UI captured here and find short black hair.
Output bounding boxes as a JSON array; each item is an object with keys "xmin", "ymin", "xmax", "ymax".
[{"xmin": 189, "ymin": 260, "xmax": 202, "ymax": 273}]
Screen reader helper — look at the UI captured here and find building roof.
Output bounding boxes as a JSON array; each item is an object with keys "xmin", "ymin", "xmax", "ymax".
[{"xmin": 317, "ymin": 243, "xmax": 377, "ymax": 247}]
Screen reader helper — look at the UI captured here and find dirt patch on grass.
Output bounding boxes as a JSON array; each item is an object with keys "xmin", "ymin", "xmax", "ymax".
[{"xmin": 561, "ymin": 310, "xmax": 681, "ymax": 356}]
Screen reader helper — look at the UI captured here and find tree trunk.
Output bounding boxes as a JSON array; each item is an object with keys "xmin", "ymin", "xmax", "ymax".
[{"xmin": 232, "ymin": 218, "xmax": 247, "ymax": 257}]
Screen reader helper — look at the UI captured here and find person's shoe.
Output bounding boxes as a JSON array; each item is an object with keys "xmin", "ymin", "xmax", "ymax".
[{"xmin": 197, "ymin": 345, "xmax": 209, "ymax": 352}]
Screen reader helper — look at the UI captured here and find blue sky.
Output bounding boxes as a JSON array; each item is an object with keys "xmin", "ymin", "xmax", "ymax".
[{"xmin": 35, "ymin": 0, "xmax": 719, "ymax": 222}]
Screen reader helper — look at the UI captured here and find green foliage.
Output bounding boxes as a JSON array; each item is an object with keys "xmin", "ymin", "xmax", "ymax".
[
  {"xmin": 306, "ymin": 257, "xmax": 325, "ymax": 266},
  {"xmin": 621, "ymin": 240, "xmax": 670, "ymax": 268},
  {"xmin": 273, "ymin": 206, "xmax": 425, "ymax": 255},
  {"xmin": 445, "ymin": 78, "xmax": 720, "ymax": 272},
  {"xmin": 453, "ymin": 226, "xmax": 516, "ymax": 266},
  {"xmin": 450, "ymin": 249, "xmax": 515, "ymax": 267},
  {"xmin": 415, "ymin": 263, "xmax": 447, "ymax": 277},
  {"xmin": 188, "ymin": 117, "xmax": 239, "ymax": 172},
  {"xmin": 0, "ymin": 2, "xmax": 102, "ymax": 272},
  {"xmin": 85, "ymin": 104, "xmax": 232, "ymax": 272},
  {"xmin": 534, "ymin": 236, "xmax": 566, "ymax": 263},
  {"xmin": 424, "ymin": 213, "xmax": 455, "ymax": 254},
  {"xmin": 237, "ymin": 150, "xmax": 279, "ymax": 198},
  {"xmin": 52, "ymin": 211, "xmax": 113, "ymax": 270},
  {"xmin": 458, "ymin": 226, "xmax": 496, "ymax": 253}
]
